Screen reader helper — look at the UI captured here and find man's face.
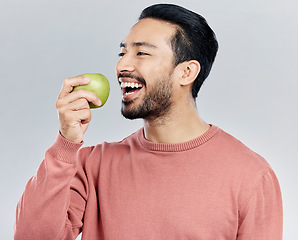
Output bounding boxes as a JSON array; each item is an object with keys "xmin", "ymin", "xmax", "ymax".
[{"xmin": 116, "ymin": 18, "xmax": 178, "ymax": 120}]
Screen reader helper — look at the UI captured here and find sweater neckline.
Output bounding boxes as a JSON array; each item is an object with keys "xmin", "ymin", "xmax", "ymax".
[{"xmin": 137, "ymin": 124, "xmax": 220, "ymax": 152}]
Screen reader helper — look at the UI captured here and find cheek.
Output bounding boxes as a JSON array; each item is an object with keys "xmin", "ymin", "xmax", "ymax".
[{"xmin": 139, "ymin": 59, "xmax": 173, "ymax": 79}]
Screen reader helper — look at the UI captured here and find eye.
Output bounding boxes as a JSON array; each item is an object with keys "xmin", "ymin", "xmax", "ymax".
[
  {"xmin": 137, "ymin": 52, "xmax": 149, "ymax": 56},
  {"xmin": 118, "ymin": 52, "xmax": 125, "ymax": 57}
]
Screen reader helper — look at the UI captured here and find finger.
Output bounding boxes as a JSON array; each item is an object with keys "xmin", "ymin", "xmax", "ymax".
[
  {"xmin": 57, "ymin": 99, "xmax": 90, "ymax": 125},
  {"xmin": 68, "ymin": 89, "xmax": 101, "ymax": 107},
  {"xmin": 58, "ymin": 106, "xmax": 91, "ymax": 129},
  {"xmin": 56, "ymin": 89, "xmax": 101, "ymax": 109},
  {"xmin": 67, "ymin": 98, "xmax": 90, "ymax": 111},
  {"xmin": 72, "ymin": 108, "xmax": 92, "ymax": 125},
  {"xmin": 78, "ymin": 109, "xmax": 92, "ymax": 125},
  {"xmin": 58, "ymin": 76, "xmax": 90, "ymax": 99}
]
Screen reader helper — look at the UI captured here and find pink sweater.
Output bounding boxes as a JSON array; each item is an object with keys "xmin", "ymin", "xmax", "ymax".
[{"xmin": 14, "ymin": 125, "xmax": 283, "ymax": 239}]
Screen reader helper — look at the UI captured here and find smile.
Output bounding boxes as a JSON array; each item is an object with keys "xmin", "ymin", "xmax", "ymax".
[
  {"xmin": 120, "ymin": 80, "xmax": 144, "ymax": 101},
  {"xmin": 120, "ymin": 82, "xmax": 143, "ymax": 89}
]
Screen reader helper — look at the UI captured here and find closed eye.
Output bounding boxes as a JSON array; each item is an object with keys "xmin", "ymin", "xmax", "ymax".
[
  {"xmin": 137, "ymin": 52, "xmax": 149, "ymax": 56},
  {"xmin": 118, "ymin": 52, "xmax": 150, "ymax": 57}
]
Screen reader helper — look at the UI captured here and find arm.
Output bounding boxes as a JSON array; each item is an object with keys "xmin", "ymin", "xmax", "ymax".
[
  {"xmin": 237, "ymin": 169, "xmax": 283, "ymax": 240},
  {"xmin": 14, "ymin": 76, "xmax": 101, "ymax": 240},
  {"xmin": 14, "ymin": 134, "xmax": 88, "ymax": 240}
]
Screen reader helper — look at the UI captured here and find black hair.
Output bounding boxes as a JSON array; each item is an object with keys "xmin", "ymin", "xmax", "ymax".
[{"xmin": 139, "ymin": 4, "xmax": 218, "ymax": 99}]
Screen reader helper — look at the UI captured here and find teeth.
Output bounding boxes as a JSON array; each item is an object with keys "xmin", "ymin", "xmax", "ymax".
[{"xmin": 120, "ymin": 82, "xmax": 143, "ymax": 89}]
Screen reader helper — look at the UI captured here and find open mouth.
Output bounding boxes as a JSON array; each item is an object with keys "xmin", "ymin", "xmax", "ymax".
[{"xmin": 120, "ymin": 81, "xmax": 143, "ymax": 100}]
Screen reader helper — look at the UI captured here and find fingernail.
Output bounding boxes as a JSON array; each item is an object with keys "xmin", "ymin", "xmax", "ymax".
[
  {"xmin": 97, "ymin": 98, "xmax": 102, "ymax": 106},
  {"xmin": 83, "ymin": 77, "xmax": 90, "ymax": 83}
]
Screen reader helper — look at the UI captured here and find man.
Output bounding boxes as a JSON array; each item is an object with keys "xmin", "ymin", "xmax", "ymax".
[{"xmin": 14, "ymin": 4, "xmax": 283, "ymax": 240}]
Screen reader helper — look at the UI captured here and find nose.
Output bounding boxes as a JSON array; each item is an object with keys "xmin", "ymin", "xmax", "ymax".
[{"xmin": 116, "ymin": 53, "xmax": 135, "ymax": 74}]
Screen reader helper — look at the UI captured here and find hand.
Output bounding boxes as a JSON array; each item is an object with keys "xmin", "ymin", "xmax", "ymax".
[{"xmin": 56, "ymin": 76, "xmax": 102, "ymax": 143}]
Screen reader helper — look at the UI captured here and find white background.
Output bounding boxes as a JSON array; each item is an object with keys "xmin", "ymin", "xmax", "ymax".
[{"xmin": 1, "ymin": 0, "xmax": 297, "ymax": 239}]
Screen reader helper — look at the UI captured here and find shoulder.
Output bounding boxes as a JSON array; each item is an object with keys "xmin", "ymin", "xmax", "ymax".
[
  {"xmin": 73, "ymin": 129, "xmax": 142, "ymax": 182},
  {"xmin": 77, "ymin": 128, "xmax": 143, "ymax": 164},
  {"xmin": 100, "ymin": 128, "xmax": 143, "ymax": 152},
  {"xmin": 211, "ymin": 127, "xmax": 271, "ymax": 172},
  {"xmin": 211, "ymin": 127, "xmax": 279, "ymax": 207}
]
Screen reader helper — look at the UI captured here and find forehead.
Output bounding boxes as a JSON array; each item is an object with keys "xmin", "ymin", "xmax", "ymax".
[{"xmin": 122, "ymin": 18, "xmax": 176, "ymax": 49}]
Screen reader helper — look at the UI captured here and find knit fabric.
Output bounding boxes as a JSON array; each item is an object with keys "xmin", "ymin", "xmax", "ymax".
[{"xmin": 14, "ymin": 125, "xmax": 283, "ymax": 239}]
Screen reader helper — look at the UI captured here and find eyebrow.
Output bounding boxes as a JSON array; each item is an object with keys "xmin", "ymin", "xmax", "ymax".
[{"xmin": 120, "ymin": 41, "xmax": 157, "ymax": 49}]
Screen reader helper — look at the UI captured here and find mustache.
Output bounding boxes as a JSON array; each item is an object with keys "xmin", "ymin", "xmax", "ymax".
[{"xmin": 118, "ymin": 73, "xmax": 146, "ymax": 87}]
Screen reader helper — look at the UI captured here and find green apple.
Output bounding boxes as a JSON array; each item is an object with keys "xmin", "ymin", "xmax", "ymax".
[{"xmin": 73, "ymin": 73, "xmax": 110, "ymax": 109}]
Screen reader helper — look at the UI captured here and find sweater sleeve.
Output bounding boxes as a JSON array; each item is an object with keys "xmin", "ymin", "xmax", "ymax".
[
  {"xmin": 14, "ymin": 133, "xmax": 91, "ymax": 240},
  {"xmin": 237, "ymin": 168, "xmax": 283, "ymax": 240}
]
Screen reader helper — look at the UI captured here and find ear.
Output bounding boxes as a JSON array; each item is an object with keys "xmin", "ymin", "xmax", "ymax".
[{"xmin": 179, "ymin": 60, "xmax": 201, "ymax": 86}]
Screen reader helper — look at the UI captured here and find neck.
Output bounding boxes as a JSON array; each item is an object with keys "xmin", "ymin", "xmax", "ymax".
[{"xmin": 143, "ymin": 101, "xmax": 210, "ymax": 144}]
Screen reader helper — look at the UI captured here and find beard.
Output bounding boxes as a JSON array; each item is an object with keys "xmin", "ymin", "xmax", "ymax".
[{"xmin": 121, "ymin": 77, "xmax": 173, "ymax": 121}]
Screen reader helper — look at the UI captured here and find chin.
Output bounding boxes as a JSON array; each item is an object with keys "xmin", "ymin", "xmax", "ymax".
[
  {"xmin": 121, "ymin": 109, "xmax": 140, "ymax": 120},
  {"xmin": 121, "ymin": 102, "xmax": 148, "ymax": 120},
  {"xmin": 121, "ymin": 102, "xmax": 137, "ymax": 120}
]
